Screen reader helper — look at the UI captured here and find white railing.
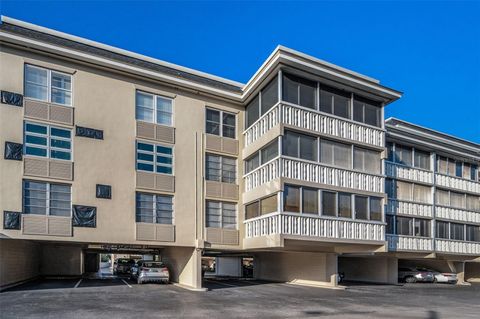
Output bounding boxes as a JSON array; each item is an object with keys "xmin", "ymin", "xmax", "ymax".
[
  {"xmin": 243, "ymin": 157, "xmax": 384, "ymax": 193},
  {"xmin": 281, "ymin": 158, "xmax": 384, "ymax": 193},
  {"xmin": 385, "ymin": 199, "xmax": 433, "ymax": 218},
  {"xmin": 244, "ymin": 213, "xmax": 385, "ymax": 242},
  {"xmin": 435, "ymin": 206, "xmax": 480, "ymax": 224},
  {"xmin": 244, "ymin": 158, "xmax": 280, "ymax": 192},
  {"xmin": 385, "ymin": 162, "xmax": 433, "ymax": 184},
  {"xmin": 244, "ymin": 103, "xmax": 385, "ymax": 147},
  {"xmin": 435, "ymin": 239, "xmax": 480, "ymax": 255},
  {"xmin": 435, "ymin": 174, "xmax": 480, "ymax": 194},
  {"xmin": 386, "ymin": 235, "xmax": 434, "ymax": 252}
]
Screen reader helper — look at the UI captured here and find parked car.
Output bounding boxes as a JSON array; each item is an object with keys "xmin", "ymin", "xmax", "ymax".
[
  {"xmin": 130, "ymin": 260, "xmax": 170, "ymax": 284},
  {"xmin": 426, "ymin": 269, "xmax": 458, "ymax": 284},
  {"xmin": 113, "ymin": 258, "xmax": 136, "ymax": 275},
  {"xmin": 398, "ymin": 267, "xmax": 435, "ymax": 283}
]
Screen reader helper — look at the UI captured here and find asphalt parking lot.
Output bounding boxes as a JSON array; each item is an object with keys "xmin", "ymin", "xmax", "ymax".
[{"xmin": 1, "ymin": 278, "xmax": 479, "ymax": 319}]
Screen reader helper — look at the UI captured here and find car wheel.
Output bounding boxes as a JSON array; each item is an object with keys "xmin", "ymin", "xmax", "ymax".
[{"xmin": 405, "ymin": 276, "xmax": 416, "ymax": 283}]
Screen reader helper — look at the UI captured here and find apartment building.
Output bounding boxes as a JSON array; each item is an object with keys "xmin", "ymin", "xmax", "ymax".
[
  {"xmin": 0, "ymin": 16, "xmax": 478, "ymax": 291},
  {"xmin": 383, "ymin": 118, "xmax": 480, "ymax": 282}
]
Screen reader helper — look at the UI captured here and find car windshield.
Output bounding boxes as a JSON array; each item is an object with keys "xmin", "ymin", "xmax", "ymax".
[{"xmin": 142, "ymin": 262, "xmax": 164, "ymax": 268}]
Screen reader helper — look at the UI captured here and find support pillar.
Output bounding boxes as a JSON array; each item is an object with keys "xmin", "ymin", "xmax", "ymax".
[{"xmin": 447, "ymin": 260, "xmax": 468, "ymax": 285}]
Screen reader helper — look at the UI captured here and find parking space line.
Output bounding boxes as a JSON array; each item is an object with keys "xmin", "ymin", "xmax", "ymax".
[
  {"xmin": 121, "ymin": 279, "xmax": 132, "ymax": 288},
  {"xmin": 74, "ymin": 279, "xmax": 82, "ymax": 288}
]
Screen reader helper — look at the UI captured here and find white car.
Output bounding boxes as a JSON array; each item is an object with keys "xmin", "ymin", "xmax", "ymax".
[{"xmin": 433, "ymin": 272, "xmax": 457, "ymax": 284}]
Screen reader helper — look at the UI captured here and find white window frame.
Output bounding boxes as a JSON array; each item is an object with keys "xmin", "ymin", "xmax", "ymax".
[
  {"xmin": 135, "ymin": 90, "xmax": 174, "ymax": 126},
  {"xmin": 205, "ymin": 153, "xmax": 237, "ymax": 184},
  {"xmin": 24, "ymin": 64, "xmax": 73, "ymax": 107},
  {"xmin": 205, "ymin": 108, "xmax": 236, "ymax": 139},
  {"xmin": 23, "ymin": 180, "xmax": 72, "ymax": 217},
  {"xmin": 206, "ymin": 200, "xmax": 237, "ymax": 229},
  {"xmin": 24, "ymin": 121, "xmax": 73, "ymax": 161},
  {"xmin": 136, "ymin": 141, "xmax": 174, "ymax": 175},
  {"xmin": 135, "ymin": 192, "xmax": 174, "ymax": 225}
]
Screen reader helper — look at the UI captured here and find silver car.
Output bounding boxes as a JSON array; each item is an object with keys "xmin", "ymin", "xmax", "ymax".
[
  {"xmin": 131, "ymin": 260, "xmax": 170, "ymax": 284},
  {"xmin": 398, "ymin": 267, "xmax": 435, "ymax": 283}
]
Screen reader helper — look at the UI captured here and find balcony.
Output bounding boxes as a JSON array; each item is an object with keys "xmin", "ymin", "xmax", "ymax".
[
  {"xmin": 385, "ymin": 199, "xmax": 433, "ymax": 218},
  {"xmin": 244, "ymin": 102, "xmax": 385, "ymax": 148},
  {"xmin": 244, "ymin": 212, "xmax": 385, "ymax": 242},
  {"xmin": 386, "ymin": 234, "xmax": 433, "ymax": 252},
  {"xmin": 244, "ymin": 157, "xmax": 384, "ymax": 193},
  {"xmin": 435, "ymin": 239, "xmax": 480, "ymax": 255},
  {"xmin": 385, "ymin": 162, "xmax": 433, "ymax": 184},
  {"xmin": 435, "ymin": 173, "xmax": 480, "ymax": 194},
  {"xmin": 435, "ymin": 206, "xmax": 480, "ymax": 224}
]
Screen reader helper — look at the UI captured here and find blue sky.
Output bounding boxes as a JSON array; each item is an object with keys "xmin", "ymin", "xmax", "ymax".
[{"xmin": 1, "ymin": 1, "xmax": 479, "ymax": 142}]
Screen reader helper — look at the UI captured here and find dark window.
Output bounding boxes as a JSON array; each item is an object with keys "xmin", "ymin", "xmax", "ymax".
[
  {"xmin": 283, "ymin": 185, "xmax": 300, "ymax": 213},
  {"xmin": 319, "ymin": 86, "xmax": 350, "ymax": 119},
  {"xmin": 450, "ymin": 223, "xmax": 464, "ymax": 240},
  {"xmin": 261, "ymin": 195, "xmax": 277, "ymax": 215},
  {"xmin": 396, "ymin": 216, "xmax": 413, "ymax": 236},
  {"xmin": 205, "ymin": 109, "xmax": 220, "ymax": 135},
  {"xmin": 302, "ymin": 188, "xmax": 318, "ymax": 214},
  {"xmin": 245, "ymin": 201, "xmax": 260, "ymax": 220},
  {"xmin": 206, "ymin": 108, "xmax": 236, "ymax": 138},
  {"xmin": 261, "ymin": 141, "xmax": 278, "ymax": 165},
  {"xmin": 322, "ymin": 191, "xmax": 336, "ymax": 216},
  {"xmin": 282, "ymin": 73, "xmax": 316, "ymax": 109},
  {"xmin": 245, "ymin": 153, "xmax": 260, "ymax": 174},
  {"xmin": 386, "ymin": 143, "xmax": 394, "ymax": 162},
  {"xmin": 246, "ymin": 95, "xmax": 260, "ymax": 128},
  {"xmin": 394, "ymin": 144, "xmax": 412, "ymax": 166},
  {"xmin": 436, "ymin": 221, "xmax": 449, "ymax": 239},
  {"xmin": 370, "ymin": 197, "xmax": 382, "ymax": 221},
  {"xmin": 386, "ymin": 215, "xmax": 395, "ymax": 234},
  {"xmin": 414, "ymin": 150, "xmax": 430, "ymax": 170},
  {"xmin": 282, "ymin": 130, "xmax": 317, "ymax": 161},
  {"xmin": 414, "ymin": 218, "xmax": 430, "ymax": 237},
  {"xmin": 353, "ymin": 95, "xmax": 381, "ymax": 127},
  {"xmin": 355, "ymin": 196, "xmax": 368, "ymax": 220},
  {"xmin": 338, "ymin": 193, "xmax": 351, "ymax": 218},
  {"xmin": 471, "ymin": 165, "xmax": 478, "ymax": 181},
  {"xmin": 260, "ymin": 76, "xmax": 278, "ymax": 115},
  {"xmin": 455, "ymin": 162, "xmax": 463, "ymax": 178},
  {"xmin": 466, "ymin": 225, "xmax": 480, "ymax": 242}
]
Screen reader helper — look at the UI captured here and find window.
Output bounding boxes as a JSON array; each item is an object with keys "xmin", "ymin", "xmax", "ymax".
[
  {"xmin": 386, "ymin": 142, "xmax": 394, "ymax": 162},
  {"xmin": 455, "ymin": 162, "xmax": 463, "ymax": 178},
  {"xmin": 136, "ymin": 141, "xmax": 173, "ymax": 174},
  {"xmin": 450, "ymin": 223, "xmax": 464, "ymax": 240},
  {"xmin": 414, "ymin": 150, "xmax": 430, "ymax": 170},
  {"xmin": 437, "ymin": 156, "xmax": 448, "ymax": 175},
  {"xmin": 436, "ymin": 189, "xmax": 450, "ymax": 206},
  {"xmin": 413, "ymin": 184, "xmax": 431, "ymax": 204},
  {"xmin": 245, "ymin": 152, "xmax": 260, "ymax": 174},
  {"xmin": 322, "ymin": 191, "xmax": 337, "ymax": 216},
  {"xmin": 284, "ymin": 185, "xmax": 300, "ymax": 213},
  {"xmin": 466, "ymin": 225, "xmax": 480, "ymax": 242},
  {"xmin": 355, "ymin": 196, "xmax": 368, "ymax": 220},
  {"xmin": 245, "ymin": 201, "xmax": 260, "ymax": 220},
  {"xmin": 353, "ymin": 95, "xmax": 381, "ymax": 127},
  {"xmin": 396, "ymin": 181, "xmax": 413, "ymax": 201},
  {"xmin": 396, "ymin": 216, "xmax": 413, "ymax": 236},
  {"xmin": 245, "ymin": 76, "xmax": 279, "ymax": 128},
  {"xmin": 135, "ymin": 193, "xmax": 173, "ymax": 224},
  {"xmin": 206, "ymin": 154, "xmax": 236, "ymax": 184},
  {"xmin": 319, "ymin": 86, "xmax": 351, "ymax": 119},
  {"xmin": 206, "ymin": 108, "xmax": 236, "ymax": 139},
  {"xmin": 386, "ymin": 215, "xmax": 395, "ymax": 234},
  {"xmin": 370, "ymin": 197, "xmax": 382, "ymax": 221},
  {"xmin": 320, "ymin": 139, "xmax": 351, "ymax": 169},
  {"xmin": 302, "ymin": 188, "xmax": 318, "ymax": 214},
  {"xmin": 261, "ymin": 195, "xmax": 277, "ymax": 215},
  {"xmin": 25, "ymin": 64, "xmax": 72, "ymax": 106},
  {"xmin": 462, "ymin": 163, "xmax": 471, "ymax": 180},
  {"xmin": 245, "ymin": 194, "xmax": 278, "ymax": 220},
  {"xmin": 283, "ymin": 130, "xmax": 317, "ymax": 161},
  {"xmin": 471, "ymin": 165, "xmax": 478, "ymax": 181},
  {"xmin": 206, "ymin": 201, "xmax": 236, "ymax": 229},
  {"xmin": 261, "ymin": 141, "xmax": 278, "ymax": 164},
  {"xmin": 450, "ymin": 192, "xmax": 466, "ymax": 209},
  {"xmin": 394, "ymin": 145, "xmax": 412, "ymax": 166},
  {"xmin": 338, "ymin": 193, "xmax": 352, "ymax": 218},
  {"xmin": 282, "ymin": 73, "xmax": 316, "ymax": 109},
  {"xmin": 414, "ymin": 218, "xmax": 430, "ymax": 237},
  {"xmin": 135, "ymin": 91, "xmax": 173, "ymax": 126},
  {"xmin": 436, "ymin": 221, "xmax": 449, "ymax": 239},
  {"xmin": 24, "ymin": 122, "xmax": 72, "ymax": 160},
  {"xmin": 23, "ymin": 180, "xmax": 71, "ymax": 216},
  {"xmin": 354, "ymin": 147, "xmax": 381, "ymax": 174},
  {"xmin": 466, "ymin": 195, "xmax": 480, "ymax": 212}
]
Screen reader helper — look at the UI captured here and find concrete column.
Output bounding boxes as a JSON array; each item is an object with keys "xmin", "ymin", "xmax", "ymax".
[
  {"xmin": 447, "ymin": 260, "xmax": 468, "ymax": 285},
  {"xmin": 386, "ymin": 257, "xmax": 398, "ymax": 284},
  {"xmin": 162, "ymin": 247, "xmax": 203, "ymax": 291},
  {"xmin": 325, "ymin": 253, "xmax": 338, "ymax": 286},
  {"xmin": 178, "ymin": 248, "xmax": 202, "ymax": 290}
]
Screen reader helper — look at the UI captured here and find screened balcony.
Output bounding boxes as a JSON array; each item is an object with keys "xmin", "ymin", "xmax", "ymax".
[{"xmin": 244, "ymin": 72, "xmax": 385, "ymax": 149}]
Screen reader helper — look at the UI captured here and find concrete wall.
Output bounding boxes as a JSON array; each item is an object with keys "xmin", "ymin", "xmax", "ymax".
[
  {"xmin": 161, "ymin": 247, "xmax": 202, "ymax": 289},
  {"xmin": 465, "ymin": 262, "xmax": 480, "ymax": 283},
  {"xmin": 254, "ymin": 252, "xmax": 337, "ymax": 286},
  {"xmin": 0, "ymin": 239, "xmax": 40, "ymax": 289},
  {"xmin": 338, "ymin": 256, "xmax": 398, "ymax": 284}
]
